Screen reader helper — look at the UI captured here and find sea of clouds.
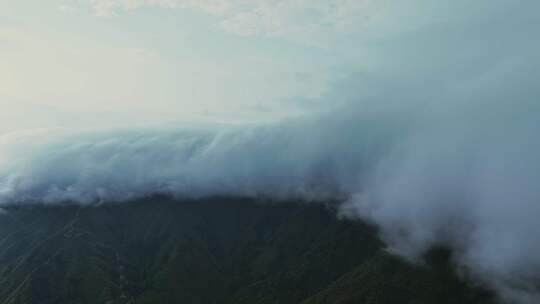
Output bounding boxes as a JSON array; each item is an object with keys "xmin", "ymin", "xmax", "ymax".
[{"xmin": 1, "ymin": 97, "xmax": 538, "ymax": 303}]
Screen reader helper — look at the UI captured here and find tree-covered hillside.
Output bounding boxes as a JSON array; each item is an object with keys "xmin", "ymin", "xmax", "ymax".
[{"xmin": 0, "ymin": 198, "xmax": 495, "ymax": 304}]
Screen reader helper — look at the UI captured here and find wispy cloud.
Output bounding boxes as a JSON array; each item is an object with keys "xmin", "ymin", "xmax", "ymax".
[{"xmin": 85, "ymin": 0, "xmax": 380, "ymax": 43}]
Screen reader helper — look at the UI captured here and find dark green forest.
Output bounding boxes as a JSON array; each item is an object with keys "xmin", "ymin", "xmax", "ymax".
[{"xmin": 0, "ymin": 198, "xmax": 496, "ymax": 304}]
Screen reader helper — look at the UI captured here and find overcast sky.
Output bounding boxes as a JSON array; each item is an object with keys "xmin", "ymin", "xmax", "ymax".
[
  {"xmin": 5, "ymin": 1, "xmax": 533, "ymax": 132},
  {"xmin": 0, "ymin": 0, "xmax": 392, "ymax": 132}
]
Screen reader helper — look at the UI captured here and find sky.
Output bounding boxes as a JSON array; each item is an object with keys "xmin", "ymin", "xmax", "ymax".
[{"xmin": 0, "ymin": 0, "xmax": 385, "ymax": 132}]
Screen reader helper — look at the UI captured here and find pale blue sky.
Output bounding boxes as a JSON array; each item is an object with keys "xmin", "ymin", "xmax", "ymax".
[
  {"xmin": 1, "ymin": 1, "xmax": 537, "ymax": 133},
  {"xmin": 0, "ymin": 0, "xmax": 388, "ymax": 132}
]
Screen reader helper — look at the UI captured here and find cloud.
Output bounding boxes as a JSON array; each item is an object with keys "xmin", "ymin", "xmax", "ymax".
[{"xmin": 85, "ymin": 0, "xmax": 381, "ymax": 43}]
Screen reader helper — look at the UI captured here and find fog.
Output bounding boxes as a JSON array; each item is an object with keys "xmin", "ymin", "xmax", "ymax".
[{"xmin": 1, "ymin": 0, "xmax": 539, "ymax": 302}]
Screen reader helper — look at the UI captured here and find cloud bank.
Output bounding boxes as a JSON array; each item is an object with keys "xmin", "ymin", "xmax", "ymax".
[{"xmin": 3, "ymin": 0, "xmax": 540, "ymax": 303}]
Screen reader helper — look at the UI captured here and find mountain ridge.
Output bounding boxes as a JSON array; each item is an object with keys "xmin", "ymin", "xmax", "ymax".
[{"xmin": 0, "ymin": 197, "xmax": 496, "ymax": 304}]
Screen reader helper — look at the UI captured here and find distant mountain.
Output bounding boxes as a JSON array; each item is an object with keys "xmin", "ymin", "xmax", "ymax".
[{"xmin": 0, "ymin": 197, "xmax": 495, "ymax": 304}]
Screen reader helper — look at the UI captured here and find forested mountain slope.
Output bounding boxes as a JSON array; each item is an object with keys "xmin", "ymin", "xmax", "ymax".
[{"xmin": 0, "ymin": 198, "xmax": 495, "ymax": 304}]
